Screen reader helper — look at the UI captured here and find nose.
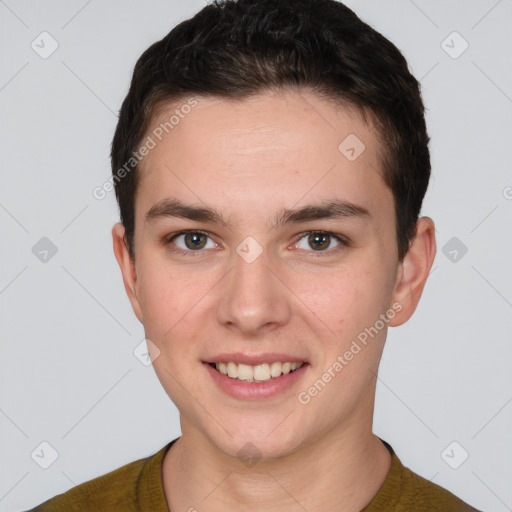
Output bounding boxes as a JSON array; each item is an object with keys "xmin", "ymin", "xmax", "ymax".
[{"xmin": 215, "ymin": 245, "xmax": 292, "ymax": 337}]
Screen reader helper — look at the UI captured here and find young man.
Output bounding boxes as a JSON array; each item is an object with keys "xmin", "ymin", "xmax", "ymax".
[{"xmin": 28, "ymin": 0, "xmax": 482, "ymax": 510}]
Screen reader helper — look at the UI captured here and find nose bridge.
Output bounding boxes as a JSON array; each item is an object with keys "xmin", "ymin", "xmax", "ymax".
[{"xmin": 216, "ymin": 241, "xmax": 291, "ymax": 334}]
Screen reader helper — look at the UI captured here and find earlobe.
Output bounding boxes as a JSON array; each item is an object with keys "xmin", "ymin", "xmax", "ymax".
[
  {"xmin": 112, "ymin": 223, "xmax": 144, "ymax": 323},
  {"xmin": 389, "ymin": 217, "xmax": 437, "ymax": 327}
]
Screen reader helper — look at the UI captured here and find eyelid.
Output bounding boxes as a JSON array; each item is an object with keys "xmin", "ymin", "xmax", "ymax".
[{"xmin": 165, "ymin": 229, "xmax": 211, "ymax": 243}]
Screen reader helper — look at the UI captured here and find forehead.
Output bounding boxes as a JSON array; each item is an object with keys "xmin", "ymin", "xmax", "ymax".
[{"xmin": 136, "ymin": 90, "xmax": 393, "ymax": 229}]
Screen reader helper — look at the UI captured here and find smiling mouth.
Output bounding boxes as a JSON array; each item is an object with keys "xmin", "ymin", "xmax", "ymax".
[{"xmin": 208, "ymin": 361, "xmax": 305, "ymax": 382}]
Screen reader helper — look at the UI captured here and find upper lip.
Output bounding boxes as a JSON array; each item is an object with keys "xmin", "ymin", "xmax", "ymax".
[{"xmin": 204, "ymin": 353, "xmax": 308, "ymax": 365}]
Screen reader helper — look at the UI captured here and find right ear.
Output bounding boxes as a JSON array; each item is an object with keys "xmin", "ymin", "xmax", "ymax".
[{"xmin": 112, "ymin": 223, "xmax": 143, "ymax": 323}]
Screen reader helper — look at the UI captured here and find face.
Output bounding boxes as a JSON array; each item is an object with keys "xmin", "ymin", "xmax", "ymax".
[{"xmin": 113, "ymin": 89, "xmax": 429, "ymax": 460}]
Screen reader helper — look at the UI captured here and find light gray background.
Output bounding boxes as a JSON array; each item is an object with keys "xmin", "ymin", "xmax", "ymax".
[{"xmin": 1, "ymin": 1, "xmax": 511, "ymax": 511}]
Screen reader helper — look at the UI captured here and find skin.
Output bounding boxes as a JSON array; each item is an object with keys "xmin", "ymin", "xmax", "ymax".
[{"xmin": 112, "ymin": 89, "xmax": 436, "ymax": 511}]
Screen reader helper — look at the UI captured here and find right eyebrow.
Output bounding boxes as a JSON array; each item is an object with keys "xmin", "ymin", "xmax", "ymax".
[{"xmin": 145, "ymin": 198, "xmax": 230, "ymax": 226}]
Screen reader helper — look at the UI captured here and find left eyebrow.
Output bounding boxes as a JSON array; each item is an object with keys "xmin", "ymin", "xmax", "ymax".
[
  {"xmin": 144, "ymin": 197, "xmax": 371, "ymax": 228},
  {"xmin": 271, "ymin": 200, "xmax": 371, "ymax": 228}
]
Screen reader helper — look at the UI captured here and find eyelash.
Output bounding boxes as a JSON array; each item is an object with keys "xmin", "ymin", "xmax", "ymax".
[{"xmin": 163, "ymin": 229, "xmax": 350, "ymax": 258}]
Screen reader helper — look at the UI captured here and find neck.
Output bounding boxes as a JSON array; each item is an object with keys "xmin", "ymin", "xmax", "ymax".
[{"xmin": 163, "ymin": 419, "xmax": 391, "ymax": 512}]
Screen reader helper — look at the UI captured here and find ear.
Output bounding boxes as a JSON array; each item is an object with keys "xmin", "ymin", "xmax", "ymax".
[
  {"xmin": 112, "ymin": 223, "xmax": 144, "ymax": 324},
  {"xmin": 389, "ymin": 217, "xmax": 436, "ymax": 327}
]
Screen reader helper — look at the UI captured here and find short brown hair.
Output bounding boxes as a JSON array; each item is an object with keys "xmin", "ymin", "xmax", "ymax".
[{"xmin": 111, "ymin": 0, "xmax": 430, "ymax": 262}]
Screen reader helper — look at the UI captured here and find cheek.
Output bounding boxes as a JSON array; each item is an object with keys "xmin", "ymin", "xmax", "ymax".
[
  {"xmin": 135, "ymin": 256, "xmax": 187, "ymax": 345},
  {"xmin": 137, "ymin": 266, "xmax": 171, "ymax": 326},
  {"xmin": 135, "ymin": 254, "xmax": 216, "ymax": 358},
  {"xmin": 293, "ymin": 263, "xmax": 388, "ymax": 337}
]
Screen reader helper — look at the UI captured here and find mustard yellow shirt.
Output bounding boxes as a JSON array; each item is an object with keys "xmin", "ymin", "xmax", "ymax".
[{"xmin": 26, "ymin": 438, "xmax": 482, "ymax": 511}]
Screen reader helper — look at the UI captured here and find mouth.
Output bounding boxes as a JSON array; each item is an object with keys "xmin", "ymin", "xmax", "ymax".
[{"xmin": 207, "ymin": 361, "xmax": 306, "ymax": 383}]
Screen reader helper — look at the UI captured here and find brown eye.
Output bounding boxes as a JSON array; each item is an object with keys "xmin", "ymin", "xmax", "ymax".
[
  {"xmin": 308, "ymin": 232, "xmax": 330, "ymax": 250},
  {"xmin": 183, "ymin": 232, "xmax": 208, "ymax": 250},
  {"xmin": 294, "ymin": 231, "xmax": 348, "ymax": 254},
  {"xmin": 166, "ymin": 231, "xmax": 216, "ymax": 254}
]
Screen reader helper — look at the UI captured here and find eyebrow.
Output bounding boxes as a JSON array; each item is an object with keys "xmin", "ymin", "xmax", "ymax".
[{"xmin": 144, "ymin": 197, "xmax": 371, "ymax": 228}]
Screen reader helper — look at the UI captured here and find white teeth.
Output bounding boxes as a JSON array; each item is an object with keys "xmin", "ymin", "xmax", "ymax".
[
  {"xmin": 270, "ymin": 362, "xmax": 282, "ymax": 378},
  {"xmin": 237, "ymin": 363, "xmax": 253, "ymax": 381},
  {"xmin": 227, "ymin": 361, "xmax": 237, "ymax": 378},
  {"xmin": 253, "ymin": 363, "xmax": 271, "ymax": 382},
  {"xmin": 213, "ymin": 361, "xmax": 304, "ymax": 382}
]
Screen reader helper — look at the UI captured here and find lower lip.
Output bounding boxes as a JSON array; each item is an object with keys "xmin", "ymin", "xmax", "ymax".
[{"xmin": 204, "ymin": 363, "xmax": 309, "ymax": 400}]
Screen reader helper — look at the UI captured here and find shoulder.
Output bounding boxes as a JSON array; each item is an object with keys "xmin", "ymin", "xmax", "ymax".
[
  {"xmin": 389, "ymin": 443, "xmax": 482, "ymax": 511},
  {"xmin": 25, "ymin": 442, "xmax": 172, "ymax": 512},
  {"xmin": 400, "ymin": 465, "xmax": 482, "ymax": 511},
  {"xmin": 364, "ymin": 440, "xmax": 483, "ymax": 512}
]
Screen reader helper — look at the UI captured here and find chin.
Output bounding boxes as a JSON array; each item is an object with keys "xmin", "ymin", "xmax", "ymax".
[{"xmin": 204, "ymin": 418, "xmax": 305, "ymax": 463}]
